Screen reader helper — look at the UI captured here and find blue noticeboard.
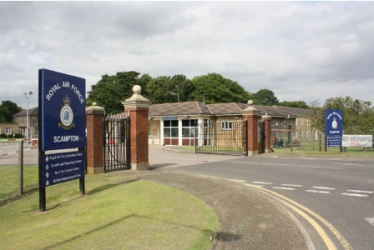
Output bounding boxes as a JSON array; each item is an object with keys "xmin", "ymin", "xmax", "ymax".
[
  {"xmin": 325, "ymin": 110, "xmax": 343, "ymax": 147},
  {"xmin": 40, "ymin": 69, "xmax": 86, "ymax": 151},
  {"xmin": 41, "ymin": 150, "xmax": 85, "ymax": 187}
]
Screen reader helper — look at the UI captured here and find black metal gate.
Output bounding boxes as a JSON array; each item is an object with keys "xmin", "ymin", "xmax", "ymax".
[
  {"xmin": 104, "ymin": 117, "xmax": 130, "ymax": 172},
  {"xmin": 195, "ymin": 120, "xmax": 248, "ymax": 156}
]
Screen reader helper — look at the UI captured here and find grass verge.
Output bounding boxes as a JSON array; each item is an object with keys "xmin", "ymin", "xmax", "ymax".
[
  {"xmin": 0, "ymin": 173, "xmax": 219, "ymax": 250},
  {"xmin": 272, "ymin": 141, "xmax": 374, "ymax": 157}
]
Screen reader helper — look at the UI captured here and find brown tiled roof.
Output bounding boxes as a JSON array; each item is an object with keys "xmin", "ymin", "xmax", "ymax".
[
  {"xmin": 149, "ymin": 101, "xmax": 211, "ymax": 116},
  {"xmin": 149, "ymin": 102, "xmax": 312, "ymax": 118},
  {"xmin": 208, "ymin": 102, "xmax": 247, "ymax": 115}
]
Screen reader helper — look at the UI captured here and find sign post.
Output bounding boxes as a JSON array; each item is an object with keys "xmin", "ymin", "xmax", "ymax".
[
  {"xmin": 325, "ymin": 110, "xmax": 343, "ymax": 148},
  {"xmin": 38, "ymin": 69, "xmax": 86, "ymax": 212}
]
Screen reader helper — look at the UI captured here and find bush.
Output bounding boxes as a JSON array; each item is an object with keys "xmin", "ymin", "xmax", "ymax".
[{"xmin": 0, "ymin": 133, "xmax": 24, "ymax": 139}]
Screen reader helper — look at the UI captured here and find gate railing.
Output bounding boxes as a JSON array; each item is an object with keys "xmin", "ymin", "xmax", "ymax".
[
  {"xmin": 104, "ymin": 117, "xmax": 130, "ymax": 172},
  {"xmin": 195, "ymin": 120, "xmax": 248, "ymax": 156}
]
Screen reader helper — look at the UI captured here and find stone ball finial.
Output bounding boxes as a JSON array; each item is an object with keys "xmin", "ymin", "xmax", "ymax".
[
  {"xmin": 247, "ymin": 100, "xmax": 254, "ymax": 105},
  {"xmin": 93, "ymin": 102, "xmax": 97, "ymax": 106},
  {"xmin": 133, "ymin": 85, "xmax": 141, "ymax": 95}
]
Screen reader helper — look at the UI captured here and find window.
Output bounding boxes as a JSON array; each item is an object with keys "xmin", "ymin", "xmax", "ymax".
[
  {"xmin": 5, "ymin": 127, "xmax": 12, "ymax": 134},
  {"xmin": 300, "ymin": 131, "xmax": 303, "ymax": 139},
  {"xmin": 306, "ymin": 131, "xmax": 309, "ymax": 138},
  {"xmin": 301, "ymin": 119, "xmax": 303, "ymax": 126},
  {"xmin": 32, "ymin": 116, "xmax": 38, "ymax": 126},
  {"xmin": 306, "ymin": 119, "xmax": 309, "ymax": 126},
  {"xmin": 182, "ymin": 119, "xmax": 197, "ymax": 138},
  {"xmin": 163, "ymin": 120, "xmax": 178, "ymax": 138},
  {"xmin": 295, "ymin": 118, "xmax": 298, "ymax": 126},
  {"xmin": 220, "ymin": 121, "xmax": 232, "ymax": 131}
]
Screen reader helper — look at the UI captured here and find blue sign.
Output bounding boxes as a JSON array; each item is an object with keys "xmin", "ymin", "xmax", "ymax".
[
  {"xmin": 325, "ymin": 110, "xmax": 343, "ymax": 147},
  {"xmin": 41, "ymin": 150, "xmax": 85, "ymax": 187},
  {"xmin": 40, "ymin": 69, "xmax": 86, "ymax": 151}
]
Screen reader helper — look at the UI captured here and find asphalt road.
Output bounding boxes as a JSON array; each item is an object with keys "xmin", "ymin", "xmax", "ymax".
[{"xmin": 149, "ymin": 148, "xmax": 374, "ymax": 250}]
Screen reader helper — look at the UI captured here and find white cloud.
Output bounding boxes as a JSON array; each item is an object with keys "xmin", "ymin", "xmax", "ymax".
[{"xmin": 1, "ymin": 1, "xmax": 373, "ymax": 109}]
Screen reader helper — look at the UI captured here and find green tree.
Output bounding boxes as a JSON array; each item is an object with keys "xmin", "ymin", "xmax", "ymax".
[
  {"xmin": 323, "ymin": 96, "xmax": 374, "ymax": 135},
  {"xmin": 87, "ymin": 71, "xmax": 143, "ymax": 115},
  {"xmin": 146, "ymin": 74, "xmax": 195, "ymax": 104},
  {"xmin": 279, "ymin": 100, "xmax": 309, "ymax": 109},
  {"xmin": 191, "ymin": 73, "xmax": 249, "ymax": 104},
  {"xmin": 0, "ymin": 100, "xmax": 22, "ymax": 123},
  {"xmin": 146, "ymin": 76, "xmax": 172, "ymax": 104},
  {"xmin": 252, "ymin": 89, "xmax": 279, "ymax": 106}
]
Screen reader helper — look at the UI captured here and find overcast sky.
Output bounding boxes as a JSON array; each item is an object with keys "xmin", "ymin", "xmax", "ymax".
[{"xmin": 1, "ymin": 1, "xmax": 374, "ymax": 109}]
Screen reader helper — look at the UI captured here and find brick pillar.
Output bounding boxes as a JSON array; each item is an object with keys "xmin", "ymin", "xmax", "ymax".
[
  {"xmin": 122, "ymin": 85, "xmax": 151, "ymax": 170},
  {"xmin": 242, "ymin": 101, "xmax": 260, "ymax": 156},
  {"xmin": 86, "ymin": 103, "xmax": 105, "ymax": 174},
  {"xmin": 262, "ymin": 113, "xmax": 272, "ymax": 154}
]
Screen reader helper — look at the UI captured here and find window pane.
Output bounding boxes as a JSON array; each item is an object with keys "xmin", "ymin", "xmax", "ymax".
[
  {"xmin": 164, "ymin": 128, "xmax": 170, "ymax": 137},
  {"xmin": 171, "ymin": 128, "xmax": 178, "ymax": 137},
  {"xmin": 171, "ymin": 120, "xmax": 178, "ymax": 126},
  {"xmin": 164, "ymin": 120, "xmax": 170, "ymax": 126},
  {"xmin": 182, "ymin": 128, "xmax": 190, "ymax": 137},
  {"xmin": 182, "ymin": 120, "xmax": 189, "ymax": 126}
]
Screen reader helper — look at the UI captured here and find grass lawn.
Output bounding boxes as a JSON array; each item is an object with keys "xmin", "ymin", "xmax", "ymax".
[
  {"xmin": 0, "ymin": 165, "xmax": 38, "ymax": 201},
  {"xmin": 0, "ymin": 173, "xmax": 219, "ymax": 250}
]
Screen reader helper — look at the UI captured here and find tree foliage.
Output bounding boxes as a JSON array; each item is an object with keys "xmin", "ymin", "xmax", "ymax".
[
  {"xmin": 0, "ymin": 100, "xmax": 22, "ymax": 123},
  {"xmin": 191, "ymin": 73, "xmax": 249, "ymax": 104},
  {"xmin": 323, "ymin": 96, "xmax": 374, "ymax": 135},
  {"xmin": 86, "ymin": 71, "xmax": 143, "ymax": 115},
  {"xmin": 146, "ymin": 74, "xmax": 195, "ymax": 104},
  {"xmin": 279, "ymin": 101, "xmax": 309, "ymax": 109},
  {"xmin": 250, "ymin": 89, "xmax": 279, "ymax": 106},
  {"xmin": 309, "ymin": 96, "xmax": 374, "ymax": 136}
]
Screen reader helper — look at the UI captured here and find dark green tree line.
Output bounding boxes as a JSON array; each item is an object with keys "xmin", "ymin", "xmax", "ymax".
[{"xmin": 0, "ymin": 101, "xmax": 22, "ymax": 123}]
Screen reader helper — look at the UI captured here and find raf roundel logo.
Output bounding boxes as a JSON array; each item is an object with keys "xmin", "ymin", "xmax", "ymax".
[{"xmin": 58, "ymin": 95, "xmax": 75, "ymax": 130}]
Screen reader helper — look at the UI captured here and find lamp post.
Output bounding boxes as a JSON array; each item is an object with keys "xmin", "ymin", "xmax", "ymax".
[{"xmin": 23, "ymin": 91, "xmax": 33, "ymax": 139}]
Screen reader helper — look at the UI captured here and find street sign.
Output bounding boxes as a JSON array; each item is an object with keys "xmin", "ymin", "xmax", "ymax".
[{"xmin": 325, "ymin": 110, "xmax": 343, "ymax": 147}]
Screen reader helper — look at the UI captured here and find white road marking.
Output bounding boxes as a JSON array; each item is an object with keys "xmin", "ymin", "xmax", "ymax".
[
  {"xmin": 346, "ymin": 189, "xmax": 373, "ymax": 194},
  {"xmin": 273, "ymin": 187, "xmax": 295, "ymax": 191},
  {"xmin": 306, "ymin": 190, "xmax": 330, "ymax": 194},
  {"xmin": 341, "ymin": 193, "xmax": 368, "ymax": 197},
  {"xmin": 230, "ymin": 179, "xmax": 247, "ymax": 183},
  {"xmin": 253, "ymin": 181, "xmax": 273, "ymax": 185},
  {"xmin": 365, "ymin": 218, "xmax": 374, "ymax": 227},
  {"xmin": 312, "ymin": 186, "xmax": 335, "ymax": 190},
  {"xmin": 282, "ymin": 184, "xmax": 303, "ymax": 187},
  {"xmin": 333, "ymin": 163, "xmax": 363, "ymax": 167}
]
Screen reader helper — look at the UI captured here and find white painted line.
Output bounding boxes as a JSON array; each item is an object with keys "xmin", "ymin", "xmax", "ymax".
[
  {"xmin": 306, "ymin": 190, "xmax": 330, "ymax": 194},
  {"xmin": 312, "ymin": 186, "xmax": 335, "ymax": 190},
  {"xmin": 230, "ymin": 179, "xmax": 247, "ymax": 183},
  {"xmin": 273, "ymin": 187, "xmax": 295, "ymax": 191},
  {"xmin": 346, "ymin": 189, "xmax": 373, "ymax": 194},
  {"xmin": 365, "ymin": 218, "xmax": 374, "ymax": 227},
  {"xmin": 334, "ymin": 163, "xmax": 363, "ymax": 167},
  {"xmin": 341, "ymin": 193, "xmax": 368, "ymax": 197},
  {"xmin": 253, "ymin": 181, "xmax": 273, "ymax": 185},
  {"xmin": 282, "ymin": 184, "xmax": 303, "ymax": 187}
]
